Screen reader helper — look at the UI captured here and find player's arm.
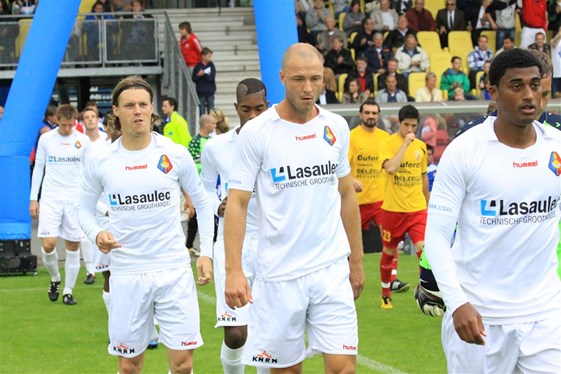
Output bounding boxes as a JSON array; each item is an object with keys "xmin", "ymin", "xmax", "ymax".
[
  {"xmin": 200, "ymin": 145, "xmax": 222, "ymax": 216},
  {"xmin": 30, "ymin": 136, "xmax": 47, "ymax": 218},
  {"xmin": 382, "ymin": 133, "xmax": 416, "ymax": 174},
  {"xmin": 224, "ymin": 188, "xmax": 253, "ymax": 308},
  {"xmin": 338, "ymin": 174, "xmax": 365, "ymax": 300}
]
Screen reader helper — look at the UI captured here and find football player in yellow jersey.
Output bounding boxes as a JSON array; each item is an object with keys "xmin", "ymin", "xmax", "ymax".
[{"xmin": 379, "ymin": 104, "xmax": 429, "ymax": 309}]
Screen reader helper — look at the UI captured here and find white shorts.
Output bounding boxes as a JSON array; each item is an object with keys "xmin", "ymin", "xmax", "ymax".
[
  {"xmin": 37, "ymin": 200, "xmax": 84, "ymax": 242},
  {"xmin": 93, "ymin": 214, "xmax": 110, "ymax": 272},
  {"xmin": 107, "ymin": 267, "xmax": 203, "ymax": 358},
  {"xmin": 442, "ymin": 311, "xmax": 561, "ymax": 373},
  {"xmin": 242, "ymin": 256, "xmax": 358, "ymax": 368},
  {"xmin": 214, "ymin": 231, "xmax": 258, "ymax": 328}
]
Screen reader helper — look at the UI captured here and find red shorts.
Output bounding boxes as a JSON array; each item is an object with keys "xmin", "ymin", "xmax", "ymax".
[
  {"xmin": 380, "ymin": 209, "xmax": 427, "ymax": 249},
  {"xmin": 359, "ymin": 201, "xmax": 383, "ymax": 231}
]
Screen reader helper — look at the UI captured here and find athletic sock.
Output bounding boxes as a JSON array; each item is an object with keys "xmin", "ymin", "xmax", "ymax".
[
  {"xmin": 64, "ymin": 249, "xmax": 80, "ymax": 295},
  {"xmin": 41, "ymin": 247, "xmax": 61, "ymax": 282},
  {"xmin": 416, "ymin": 248, "xmax": 423, "ymax": 259},
  {"xmin": 220, "ymin": 341, "xmax": 244, "ymax": 374},
  {"xmin": 102, "ymin": 290, "xmax": 111, "ymax": 315},
  {"xmin": 390, "ymin": 251, "xmax": 399, "ymax": 282},
  {"xmin": 380, "ymin": 251, "xmax": 394, "ymax": 297},
  {"xmin": 81, "ymin": 239, "xmax": 95, "ymax": 275}
]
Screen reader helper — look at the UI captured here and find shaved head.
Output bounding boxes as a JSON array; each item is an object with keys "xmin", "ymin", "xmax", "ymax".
[
  {"xmin": 281, "ymin": 43, "xmax": 324, "ymax": 72},
  {"xmin": 236, "ymin": 78, "xmax": 267, "ymax": 103}
]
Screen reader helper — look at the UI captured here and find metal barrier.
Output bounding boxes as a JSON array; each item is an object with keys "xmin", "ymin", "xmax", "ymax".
[
  {"xmin": 0, "ymin": 14, "xmax": 159, "ymax": 68},
  {"xmin": 161, "ymin": 12, "xmax": 200, "ymax": 136}
]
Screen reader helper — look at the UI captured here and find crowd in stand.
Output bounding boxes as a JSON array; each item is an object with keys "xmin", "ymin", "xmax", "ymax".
[{"xmin": 295, "ymin": 0, "xmax": 561, "ymax": 104}]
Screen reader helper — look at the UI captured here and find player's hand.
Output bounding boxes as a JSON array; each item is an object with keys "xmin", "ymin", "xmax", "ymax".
[
  {"xmin": 225, "ymin": 269, "xmax": 253, "ymax": 309},
  {"xmin": 196, "ymin": 256, "xmax": 213, "ymax": 286},
  {"xmin": 95, "ymin": 231, "xmax": 121, "ymax": 254},
  {"xmin": 404, "ymin": 132, "xmax": 416, "ymax": 146},
  {"xmin": 29, "ymin": 200, "xmax": 39, "ymax": 218},
  {"xmin": 183, "ymin": 198, "xmax": 195, "ymax": 220},
  {"xmin": 452, "ymin": 302, "xmax": 486, "ymax": 345},
  {"xmin": 349, "ymin": 256, "xmax": 365, "ymax": 300},
  {"xmin": 218, "ymin": 197, "xmax": 228, "ymax": 217},
  {"xmin": 351, "ymin": 178, "xmax": 363, "ymax": 193},
  {"xmin": 414, "ymin": 282, "xmax": 446, "ymax": 317}
]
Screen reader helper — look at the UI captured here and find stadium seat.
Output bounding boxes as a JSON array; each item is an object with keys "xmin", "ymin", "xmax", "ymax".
[
  {"xmin": 338, "ymin": 12, "xmax": 346, "ymax": 31},
  {"xmin": 481, "ymin": 30, "xmax": 496, "ymax": 53},
  {"xmin": 430, "ymin": 50, "xmax": 452, "ymax": 87},
  {"xmin": 338, "ymin": 73, "xmax": 348, "ymax": 100},
  {"xmin": 78, "ymin": 0, "xmax": 97, "ymax": 20},
  {"xmin": 372, "ymin": 73, "xmax": 379, "ymax": 96},
  {"xmin": 408, "ymin": 72, "xmax": 427, "ymax": 97},
  {"xmin": 417, "ymin": 31, "xmax": 442, "ymax": 57},
  {"xmin": 515, "ymin": 13, "xmax": 521, "ymax": 46},
  {"xmin": 348, "ymin": 31, "xmax": 357, "ymax": 45},
  {"xmin": 424, "ymin": 0, "xmax": 441, "ymax": 19},
  {"xmin": 474, "ymin": 70, "xmax": 485, "ymax": 96},
  {"xmin": 15, "ymin": 18, "xmax": 32, "ymax": 57},
  {"xmin": 448, "ymin": 31, "xmax": 473, "ymax": 56}
]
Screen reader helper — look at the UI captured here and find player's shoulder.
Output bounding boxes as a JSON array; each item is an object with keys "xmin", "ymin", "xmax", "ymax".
[{"xmin": 317, "ymin": 105, "xmax": 349, "ymax": 130}]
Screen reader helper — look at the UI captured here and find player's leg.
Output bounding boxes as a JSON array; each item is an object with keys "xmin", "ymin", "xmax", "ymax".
[
  {"xmin": 307, "ymin": 258, "xmax": 358, "ymax": 374},
  {"xmin": 118, "ymin": 355, "xmax": 145, "ymax": 374},
  {"xmin": 38, "ymin": 200, "xmax": 63, "ymax": 301},
  {"xmin": 80, "ymin": 238, "xmax": 96, "ymax": 284},
  {"xmin": 379, "ymin": 210, "xmax": 407, "ymax": 308},
  {"xmin": 516, "ymin": 315, "xmax": 561, "ymax": 373},
  {"xmin": 41, "ymin": 237, "xmax": 61, "ymax": 301},
  {"xmin": 155, "ymin": 267, "xmax": 202, "ymax": 373},
  {"xmin": 60, "ymin": 202, "xmax": 85, "ymax": 305}
]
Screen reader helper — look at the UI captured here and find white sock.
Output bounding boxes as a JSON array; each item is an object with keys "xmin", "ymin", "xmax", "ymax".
[
  {"xmin": 220, "ymin": 341, "xmax": 244, "ymax": 374},
  {"xmin": 81, "ymin": 239, "xmax": 95, "ymax": 275},
  {"xmin": 63, "ymin": 249, "xmax": 80, "ymax": 294},
  {"xmin": 102, "ymin": 290, "xmax": 111, "ymax": 315},
  {"xmin": 41, "ymin": 247, "xmax": 61, "ymax": 282}
]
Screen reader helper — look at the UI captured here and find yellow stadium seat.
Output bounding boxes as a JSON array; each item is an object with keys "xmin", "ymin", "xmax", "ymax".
[
  {"xmin": 424, "ymin": 0, "xmax": 442, "ymax": 19},
  {"xmin": 430, "ymin": 50, "xmax": 452, "ymax": 87},
  {"xmin": 373, "ymin": 73, "xmax": 379, "ymax": 95},
  {"xmin": 417, "ymin": 31, "xmax": 442, "ymax": 57},
  {"xmin": 474, "ymin": 70, "xmax": 485, "ymax": 96},
  {"xmin": 78, "ymin": 0, "xmax": 97, "ymax": 20},
  {"xmin": 515, "ymin": 13, "xmax": 521, "ymax": 46},
  {"xmin": 338, "ymin": 12, "xmax": 346, "ymax": 31},
  {"xmin": 15, "ymin": 18, "xmax": 32, "ymax": 57},
  {"xmin": 338, "ymin": 73, "xmax": 348, "ymax": 101},
  {"xmin": 408, "ymin": 72, "xmax": 427, "ymax": 97},
  {"xmin": 349, "ymin": 31, "xmax": 357, "ymax": 45},
  {"xmin": 481, "ymin": 30, "xmax": 496, "ymax": 52},
  {"xmin": 448, "ymin": 31, "xmax": 473, "ymax": 56}
]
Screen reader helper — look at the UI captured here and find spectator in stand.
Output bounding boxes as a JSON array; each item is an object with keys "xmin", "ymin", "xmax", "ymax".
[
  {"xmin": 120, "ymin": 0, "xmax": 155, "ymax": 61},
  {"xmin": 552, "ymin": 26, "xmax": 561, "ymax": 98},
  {"xmin": 179, "ymin": 21, "xmax": 203, "ymax": 69},
  {"xmin": 324, "ymin": 35, "xmax": 356, "ymax": 76},
  {"xmin": 492, "ymin": 0, "xmax": 516, "ymax": 51},
  {"xmin": 306, "ymin": 0, "xmax": 333, "ymax": 42},
  {"xmin": 421, "ymin": 115, "xmax": 438, "ymax": 148},
  {"xmin": 353, "ymin": 17, "xmax": 377, "ymax": 56},
  {"xmin": 343, "ymin": 0, "xmax": 365, "ymax": 35},
  {"xmin": 549, "ymin": 0, "xmax": 561, "ymax": 33},
  {"xmin": 528, "ymin": 31, "xmax": 552, "ymax": 58},
  {"xmin": 494, "ymin": 35, "xmax": 515, "ymax": 56},
  {"xmin": 209, "ymin": 108, "xmax": 230, "ymax": 135},
  {"xmin": 192, "ymin": 47, "xmax": 216, "ymax": 116},
  {"xmin": 435, "ymin": 0, "xmax": 466, "ymax": 49},
  {"xmin": 161, "ymin": 96, "xmax": 192, "ymax": 147},
  {"xmin": 477, "ymin": 59, "xmax": 492, "ymax": 95},
  {"xmin": 12, "ymin": 0, "xmax": 36, "ymax": 15},
  {"xmin": 371, "ymin": 0, "xmax": 399, "ymax": 32},
  {"xmin": 466, "ymin": 0, "xmax": 496, "ymax": 46},
  {"xmin": 316, "ymin": 76, "xmax": 340, "ymax": 104},
  {"xmin": 452, "ymin": 86, "xmax": 467, "ymax": 100},
  {"xmin": 343, "ymin": 78, "xmax": 370, "ymax": 103},
  {"xmin": 467, "ymin": 34, "xmax": 493, "ymax": 89},
  {"xmin": 425, "ymin": 144, "xmax": 437, "ymax": 192},
  {"xmin": 519, "ymin": 0, "xmax": 548, "ymax": 49},
  {"xmin": 376, "ymin": 74, "xmax": 409, "ymax": 102},
  {"xmin": 384, "ymin": 15, "xmax": 416, "ymax": 53},
  {"xmin": 479, "ymin": 74, "xmax": 492, "ymax": 99},
  {"xmin": 349, "ymin": 55, "xmax": 375, "ymax": 97},
  {"xmin": 415, "ymin": 72, "xmax": 443, "ymax": 102},
  {"xmin": 395, "ymin": 33, "xmax": 430, "ymax": 77},
  {"xmin": 316, "ymin": 15, "xmax": 348, "ymax": 55},
  {"xmin": 440, "ymin": 56, "xmax": 475, "ymax": 100},
  {"xmin": 392, "ymin": 0, "xmax": 412, "ymax": 16},
  {"xmin": 0, "ymin": 1, "xmax": 19, "ymax": 64},
  {"xmin": 405, "ymin": 0, "xmax": 436, "ymax": 33},
  {"xmin": 364, "ymin": 32, "xmax": 393, "ymax": 74},
  {"xmin": 296, "ymin": 10, "xmax": 313, "ymax": 44},
  {"xmin": 83, "ymin": 1, "xmax": 116, "ymax": 62},
  {"xmin": 378, "ymin": 57, "xmax": 409, "ymax": 93}
]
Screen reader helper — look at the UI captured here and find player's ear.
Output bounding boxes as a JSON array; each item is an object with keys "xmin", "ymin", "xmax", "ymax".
[{"xmin": 489, "ymin": 85, "xmax": 498, "ymax": 102}]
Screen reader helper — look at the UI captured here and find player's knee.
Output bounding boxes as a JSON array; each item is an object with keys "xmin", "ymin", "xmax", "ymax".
[
  {"xmin": 224, "ymin": 325, "xmax": 248, "ymax": 349},
  {"xmin": 169, "ymin": 360, "xmax": 192, "ymax": 374},
  {"xmin": 382, "ymin": 246, "xmax": 396, "ymax": 256},
  {"xmin": 324, "ymin": 354, "xmax": 356, "ymax": 374},
  {"xmin": 118, "ymin": 358, "xmax": 143, "ymax": 374}
]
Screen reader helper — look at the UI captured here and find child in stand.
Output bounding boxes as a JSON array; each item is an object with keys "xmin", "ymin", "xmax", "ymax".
[{"xmin": 192, "ymin": 47, "xmax": 216, "ymax": 115}]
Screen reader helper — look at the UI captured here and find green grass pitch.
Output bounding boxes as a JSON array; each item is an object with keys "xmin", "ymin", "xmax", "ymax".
[{"xmin": 0, "ymin": 253, "xmax": 446, "ymax": 373}]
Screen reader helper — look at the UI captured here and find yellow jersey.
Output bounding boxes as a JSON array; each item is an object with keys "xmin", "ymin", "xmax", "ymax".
[
  {"xmin": 380, "ymin": 134, "xmax": 427, "ymax": 212},
  {"xmin": 348, "ymin": 126, "xmax": 390, "ymax": 205}
]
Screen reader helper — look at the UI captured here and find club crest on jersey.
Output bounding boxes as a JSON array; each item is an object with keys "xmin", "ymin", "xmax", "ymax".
[
  {"xmin": 548, "ymin": 151, "xmax": 561, "ymax": 176},
  {"xmin": 74, "ymin": 140, "xmax": 82, "ymax": 149},
  {"xmin": 158, "ymin": 154, "xmax": 173, "ymax": 174},
  {"xmin": 323, "ymin": 126, "xmax": 336, "ymax": 146}
]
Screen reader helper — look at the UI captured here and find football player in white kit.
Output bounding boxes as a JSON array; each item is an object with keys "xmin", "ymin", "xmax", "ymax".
[
  {"xmin": 200, "ymin": 78, "xmax": 269, "ymax": 374},
  {"xmin": 224, "ymin": 43, "xmax": 365, "ymax": 373},
  {"xmin": 78, "ymin": 76, "xmax": 214, "ymax": 374},
  {"xmin": 30, "ymin": 104, "xmax": 90, "ymax": 306},
  {"xmin": 425, "ymin": 48, "xmax": 561, "ymax": 373}
]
